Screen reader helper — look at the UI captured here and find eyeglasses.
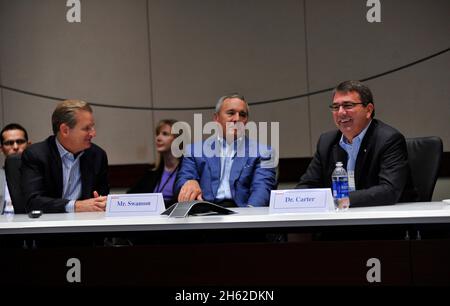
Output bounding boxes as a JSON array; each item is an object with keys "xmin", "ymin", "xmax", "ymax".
[
  {"xmin": 2, "ymin": 139, "xmax": 27, "ymax": 146},
  {"xmin": 328, "ymin": 102, "xmax": 365, "ymax": 112}
]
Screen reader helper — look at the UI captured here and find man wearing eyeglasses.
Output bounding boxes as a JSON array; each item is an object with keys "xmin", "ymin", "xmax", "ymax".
[
  {"xmin": 0, "ymin": 123, "xmax": 31, "ymax": 214},
  {"xmin": 21, "ymin": 100, "xmax": 109, "ymax": 213},
  {"xmin": 296, "ymin": 80, "xmax": 411, "ymax": 207},
  {"xmin": 1, "ymin": 123, "xmax": 30, "ymax": 157}
]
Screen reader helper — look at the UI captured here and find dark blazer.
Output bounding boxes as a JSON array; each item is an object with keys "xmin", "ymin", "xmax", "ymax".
[
  {"xmin": 21, "ymin": 136, "xmax": 109, "ymax": 213},
  {"xmin": 0, "ymin": 169, "xmax": 5, "ymax": 214},
  {"xmin": 5, "ymin": 154, "xmax": 27, "ymax": 213},
  {"xmin": 127, "ymin": 166, "xmax": 177, "ymax": 208},
  {"xmin": 296, "ymin": 119, "xmax": 414, "ymax": 207}
]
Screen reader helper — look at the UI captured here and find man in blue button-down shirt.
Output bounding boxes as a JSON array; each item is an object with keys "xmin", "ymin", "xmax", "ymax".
[
  {"xmin": 176, "ymin": 94, "xmax": 277, "ymax": 207},
  {"xmin": 21, "ymin": 100, "xmax": 109, "ymax": 213}
]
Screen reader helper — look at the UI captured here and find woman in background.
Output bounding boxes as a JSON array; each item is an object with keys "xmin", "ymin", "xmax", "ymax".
[{"xmin": 127, "ymin": 119, "xmax": 180, "ymax": 208}]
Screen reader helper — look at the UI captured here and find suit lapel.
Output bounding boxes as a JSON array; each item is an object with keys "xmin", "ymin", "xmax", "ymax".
[
  {"xmin": 229, "ymin": 138, "xmax": 248, "ymax": 197},
  {"xmin": 332, "ymin": 142, "xmax": 348, "ymax": 169},
  {"xmin": 354, "ymin": 120, "xmax": 377, "ymax": 186},
  {"xmin": 230, "ymin": 157, "xmax": 246, "ymax": 182},
  {"xmin": 49, "ymin": 137, "xmax": 64, "ymax": 197}
]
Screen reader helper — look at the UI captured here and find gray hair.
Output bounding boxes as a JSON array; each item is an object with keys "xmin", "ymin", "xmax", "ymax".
[
  {"xmin": 215, "ymin": 93, "xmax": 249, "ymax": 115},
  {"xmin": 52, "ymin": 99, "xmax": 93, "ymax": 135}
]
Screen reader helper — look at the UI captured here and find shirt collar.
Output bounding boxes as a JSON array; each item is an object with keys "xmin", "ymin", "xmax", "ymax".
[
  {"xmin": 55, "ymin": 137, "xmax": 84, "ymax": 161},
  {"xmin": 340, "ymin": 120, "xmax": 372, "ymax": 146},
  {"xmin": 217, "ymin": 136, "xmax": 245, "ymax": 158}
]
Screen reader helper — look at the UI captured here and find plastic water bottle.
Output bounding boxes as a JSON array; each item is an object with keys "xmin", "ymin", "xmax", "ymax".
[
  {"xmin": 3, "ymin": 200, "xmax": 14, "ymax": 220},
  {"xmin": 331, "ymin": 162, "xmax": 350, "ymax": 211}
]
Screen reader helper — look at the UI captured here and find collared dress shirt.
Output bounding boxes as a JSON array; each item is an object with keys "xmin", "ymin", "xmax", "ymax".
[
  {"xmin": 55, "ymin": 138, "xmax": 84, "ymax": 212},
  {"xmin": 339, "ymin": 120, "xmax": 372, "ymax": 192}
]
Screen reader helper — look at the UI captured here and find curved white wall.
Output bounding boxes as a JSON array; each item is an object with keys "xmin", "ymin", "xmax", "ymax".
[{"xmin": 0, "ymin": 0, "xmax": 449, "ymax": 165}]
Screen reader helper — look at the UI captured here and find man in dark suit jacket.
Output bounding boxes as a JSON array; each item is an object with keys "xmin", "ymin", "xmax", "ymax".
[
  {"xmin": 4, "ymin": 154, "xmax": 27, "ymax": 214},
  {"xmin": 21, "ymin": 100, "xmax": 109, "ymax": 213},
  {"xmin": 297, "ymin": 81, "xmax": 412, "ymax": 207}
]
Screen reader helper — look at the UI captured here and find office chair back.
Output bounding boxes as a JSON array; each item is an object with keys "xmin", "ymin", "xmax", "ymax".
[
  {"xmin": 406, "ymin": 136, "xmax": 443, "ymax": 202},
  {"xmin": 5, "ymin": 153, "xmax": 27, "ymax": 213}
]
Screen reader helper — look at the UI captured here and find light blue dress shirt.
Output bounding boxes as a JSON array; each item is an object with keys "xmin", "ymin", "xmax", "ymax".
[
  {"xmin": 55, "ymin": 138, "xmax": 84, "ymax": 213},
  {"xmin": 216, "ymin": 137, "xmax": 243, "ymax": 201},
  {"xmin": 339, "ymin": 120, "xmax": 372, "ymax": 191}
]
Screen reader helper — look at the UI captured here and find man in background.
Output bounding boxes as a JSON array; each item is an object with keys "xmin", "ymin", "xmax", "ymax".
[{"xmin": 0, "ymin": 123, "xmax": 31, "ymax": 214}]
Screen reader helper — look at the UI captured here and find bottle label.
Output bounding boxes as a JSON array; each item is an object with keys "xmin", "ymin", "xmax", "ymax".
[
  {"xmin": 348, "ymin": 170, "xmax": 355, "ymax": 192},
  {"xmin": 332, "ymin": 177, "xmax": 349, "ymax": 199},
  {"xmin": 332, "ymin": 176, "xmax": 350, "ymax": 210}
]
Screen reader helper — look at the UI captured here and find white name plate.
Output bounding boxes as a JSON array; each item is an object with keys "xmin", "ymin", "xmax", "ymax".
[
  {"xmin": 106, "ymin": 193, "xmax": 165, "ymax": 216},
  {"xmin": 269, "ymin": 188, "xmax": 335, "ymax": 214}
]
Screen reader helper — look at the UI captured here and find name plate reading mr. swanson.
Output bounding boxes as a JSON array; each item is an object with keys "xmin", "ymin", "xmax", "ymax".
[
  {"xmin": 269, "ymin": 189, "xmax": 334, "ymax": 214},
  {"xmin": 106, "ymin": 193, "xmax": 165, "ymax": 216}
]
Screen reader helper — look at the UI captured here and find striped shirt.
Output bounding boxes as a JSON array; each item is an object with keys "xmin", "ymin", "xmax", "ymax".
[{"xmin": 55, "ymin": 138, "xmax": 84, "ymax": 213}]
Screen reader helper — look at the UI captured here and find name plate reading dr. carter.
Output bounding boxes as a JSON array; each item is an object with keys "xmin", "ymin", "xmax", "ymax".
[
  {"xmin": 106, "ymin": 193, "xmax": 165, "ymax": 216},
  {"xmin": 269, "ymin": 189, "xmax": 334, "ymax": 214}
]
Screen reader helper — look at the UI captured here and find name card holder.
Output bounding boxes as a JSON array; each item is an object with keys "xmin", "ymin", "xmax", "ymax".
[
  {"xmin": 269, "ymin": 188, "xmax": 335, "ymax": 214},
  {"xmin": 106, "ymin": 193, "xmax": 165, "ymax": 216}
]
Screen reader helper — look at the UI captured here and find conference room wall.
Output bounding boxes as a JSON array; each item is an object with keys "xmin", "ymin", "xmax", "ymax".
[
  {"xmin": 306, "ymin": 0, "xmax": 450, "ymax": 147},
  {"xmin": 0, "ymin": 0, "xmax": 154, "ymax": 165},
  {"xmin": 306, "ymin": 0, "xmax": 449, "ymax": 89},
  {"xmin": 1, "ymin": 91, "xmax": 55, "ymax": 145},
  {"xmin": 88, "ymin": 106, "xmax": 155, "ymax": 165},
  {"xmin": 148, "ymin": 0, "xmax": 307, "ymax": 109},
  {"xmin": 0, "ymin": 0, "xmax": 449, "ymax": 167},
  {"xmin": 366, "ymin": 53, "xmax": 450, "ymax": 142},
  {"xmin": 247, "ymin": 99, "xmax": 311, "ymax": 158},
  {"xmin": 0, "ymin": 0, "xmax": 152, "ymax": 108}
]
